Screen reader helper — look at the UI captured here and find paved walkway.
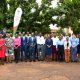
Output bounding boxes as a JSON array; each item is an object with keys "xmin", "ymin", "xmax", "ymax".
[{"xmin": 0, "ymin": 62, "xmax": 80, "ymax": 80}]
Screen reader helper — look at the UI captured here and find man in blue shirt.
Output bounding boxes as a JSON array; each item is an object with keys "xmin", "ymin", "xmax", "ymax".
[
  {"xmin": 56, "ymin": 34, "xmax": 64, "ymax": 61},
  {"xmin": 70, "ymin": 34, "xmax": 79, "ymax": 62}
]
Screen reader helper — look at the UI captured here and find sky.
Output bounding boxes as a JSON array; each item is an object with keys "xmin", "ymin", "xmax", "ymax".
[
  {"xmin": 36, "ymin": 0, "xmax": 58, "ymax": 8},
  {"xmin": 51, "ymin": 0, "xmax": 58, "ymax": 8}
]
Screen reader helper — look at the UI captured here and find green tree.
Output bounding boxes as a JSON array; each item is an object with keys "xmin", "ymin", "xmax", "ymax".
[
  {"xmin": 56, "ymin": 0, "xmax": 80, "ymax": 34},
  {"xmin": 0, "ymin": 0, "xmax": 54, "ymax": 34}
]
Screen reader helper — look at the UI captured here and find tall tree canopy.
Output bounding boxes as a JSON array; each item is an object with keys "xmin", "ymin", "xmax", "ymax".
[
  {"xmin": 56, "ymin": 0, "xmax": 80, "ymax": 33},
  {"xmin": 0, "ymin": 0, "xmax": 80, "ymax": 34},
  {"xmin": 0, "ymin": 0, "xmax": 54, "ymax": 34}
]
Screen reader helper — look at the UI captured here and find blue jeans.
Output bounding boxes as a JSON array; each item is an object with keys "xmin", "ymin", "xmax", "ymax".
[{"xmin": 70, "ymin": 47, "xmax": 77, "ymax": 61}]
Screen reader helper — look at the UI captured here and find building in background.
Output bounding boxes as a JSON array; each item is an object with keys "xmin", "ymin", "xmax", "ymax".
[
  {"xmin": 49, "ymin": 24, "xmax": 73, "ymax": 35},
  {"xmin": 49, "ymin": 24, "xmax": 59, "ymax": 33}
]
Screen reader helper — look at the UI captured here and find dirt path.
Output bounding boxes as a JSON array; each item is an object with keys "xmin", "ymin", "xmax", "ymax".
[{"xmin": 0, "ymin": 62, "xmax": 80, "ymax": 80}]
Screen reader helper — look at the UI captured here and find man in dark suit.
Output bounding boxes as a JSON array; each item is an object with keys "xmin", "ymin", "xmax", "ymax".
[
  {"xmin": 29, "ymin": 33, "xmax": 37, "ymax": 62},
  {"xmin": 21, "ymin": 32, "xmax": 29, "ymax": 62}
]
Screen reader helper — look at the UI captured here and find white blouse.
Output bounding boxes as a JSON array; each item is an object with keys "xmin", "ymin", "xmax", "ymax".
[{"xmin": 64, "ymin": 40, "xmax": 71, "ymax": 49}]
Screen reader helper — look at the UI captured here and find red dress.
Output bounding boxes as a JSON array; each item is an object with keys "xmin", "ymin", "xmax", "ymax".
[{"xmin": 0, "ymin": 38, "xmax": 5, "ymax": 58}]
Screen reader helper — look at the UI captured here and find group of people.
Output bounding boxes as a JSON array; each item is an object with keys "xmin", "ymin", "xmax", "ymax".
[{"xmin": 0, "ymin": 31, "xmax": 80, "ymax": 65}]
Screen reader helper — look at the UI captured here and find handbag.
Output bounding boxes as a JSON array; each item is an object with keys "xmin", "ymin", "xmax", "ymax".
[{"xmin": 0, "ymin": 46, "xmax": 2, "ymax": 50}]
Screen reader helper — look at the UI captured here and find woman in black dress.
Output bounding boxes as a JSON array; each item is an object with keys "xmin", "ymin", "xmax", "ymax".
[{"xmin": 77, "ymin": 34, "xmax": 80, "ymax": 61}]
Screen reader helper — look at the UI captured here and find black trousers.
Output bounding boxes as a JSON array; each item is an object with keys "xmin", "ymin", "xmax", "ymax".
[
  {"xmin": 14, "ymin": 46, "xmax": 20, "ymax": 63},
  {"xmin": 57, "ymin": 45, "xmax": 64, "ymax": 61},
  {"xmin": 35, "ymin": 44, "xmax": 38, "ymax": 59}
]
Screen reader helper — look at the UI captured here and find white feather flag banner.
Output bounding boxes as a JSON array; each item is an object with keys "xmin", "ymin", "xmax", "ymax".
[{"xmin": 13, "ymin": 7, "xmax": 22, "ymax": 36}]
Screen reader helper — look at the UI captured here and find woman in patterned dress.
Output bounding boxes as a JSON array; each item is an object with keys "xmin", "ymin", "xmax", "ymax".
[{"xmin": 5, "ymin": 33, "xmax": 14, "ymax": 63}]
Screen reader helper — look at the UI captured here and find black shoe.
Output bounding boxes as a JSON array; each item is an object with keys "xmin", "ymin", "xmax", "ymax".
[
  {"xmin": 52, "ymin": 59, "xmax": 54, "ymax": 61},
  {"xmin": 16, "ymin": 61, "xmax": 18, "ymax": 63},
  {"xmin": 2, "ymin": 62, "xmax": 4, "ymax": 65},
  {"xmin": 41, "ymin": 60, "xmax": 44, "ymax": 61},
  {"xmin": 29, "ymin": 60, "xmax": 32, "ymax": 62},
  {"xmin": 21, "ymin": 59, "xmax": 24, "ymax": 62},
  {"xmin": 71, "ymin": 60, "xmax": 73, "ymax": 62},
  {"xmin": 38, "ymin": 59, "xmax": 40, "ymax": 61},
  {"xmin": 33, "ymin": 60, "xmax": 36, "ymax": 62},
  {"xmin": 74, "ymin": 60, "xmax": 78, "ymax": 62},
  {"xmin": 25, "ymin": 60, "xmax": 27, "ymax": 62}
]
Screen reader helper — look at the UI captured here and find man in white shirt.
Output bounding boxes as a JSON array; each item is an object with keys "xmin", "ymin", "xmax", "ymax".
[
  {"xmin": 51, "ymin": 33, "xmax": 58, "ymax": 61},
  {"xmin": 36, "ymin": 33, "xmax": 45, "ymax": 61}
]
